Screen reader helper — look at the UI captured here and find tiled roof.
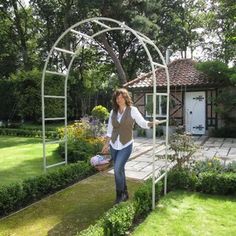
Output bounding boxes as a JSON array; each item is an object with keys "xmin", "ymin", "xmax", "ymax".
[{"xmin": 124, "ymin": 59, "xmax": 222, "ymax": 88}]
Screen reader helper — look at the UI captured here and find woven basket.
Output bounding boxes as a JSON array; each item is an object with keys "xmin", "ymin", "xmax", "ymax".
[
  {"xmin": 95, "ymin": 162, "xmax": 111, "ymax": 171},
  {"xmin": 94, "ymin": 153, "xmax": 111, "ymax": 172}
]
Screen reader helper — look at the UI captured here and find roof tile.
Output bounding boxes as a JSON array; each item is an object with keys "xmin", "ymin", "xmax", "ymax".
[{"xmin": 124, "ymin": 59, "xmax": 222, "ymax": 88}]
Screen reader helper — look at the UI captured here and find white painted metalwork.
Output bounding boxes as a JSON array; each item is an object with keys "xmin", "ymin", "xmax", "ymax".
[
  {"xmin": 45, "ymin": 70, "xmax": 67, "ymax": 77},
  {"xmin": 54, "ymin": 47, "xmax": 75, "ymax": 55},
  {"xmin": 45, "ymin": 139, "xmax": 65, "ymax": 144},
  {"xmin": 44, "ymin": 117, "xmax": 65, "ymax": 121},
  {"xmin": 153, "ymin": 62, "xmax": 167, "ymax": 68},
  {"xmin": 41, "ymin": 17, "xmax": 170, "ymax": 210},
  {"xmin": 46, "ymin": 161, "xmax": 67, "ymax": 169},
  {"xmin": 44, "ymin": 95, "xmax": 65, "ymax": 99}
]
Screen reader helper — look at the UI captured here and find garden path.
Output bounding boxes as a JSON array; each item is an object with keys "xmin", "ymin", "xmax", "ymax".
[{"xmin": 108, "ymin": 136, "xmax": 236, "ymax": 180}]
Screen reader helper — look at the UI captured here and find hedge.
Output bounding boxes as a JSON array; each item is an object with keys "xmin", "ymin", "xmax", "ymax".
[
  {"xmin": 0, "ymin": 161, "xmax": 95, "ymax": 217},
  {"xmin": 0, "ymin": 128, "xmax": 58, "ymax": 138},
  {"xmin": 78, "ymin": 169, "xmax": 236, "ymax": 236},
  {"xmin": 78, "ymin": 181, "xmax": 163, "ymax": 236},
  {"xmin": 197, "ymin": 172, "xmax": 236, "ymax": 195},
  {"xmin": 167, "ymin": 168, "xmax": 236, "ymax": 195}
]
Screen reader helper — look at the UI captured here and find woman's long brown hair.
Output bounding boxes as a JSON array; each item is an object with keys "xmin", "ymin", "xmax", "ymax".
[{"xmin": 112, "ymin": 88, "xmax": 133, "ymax": 113}]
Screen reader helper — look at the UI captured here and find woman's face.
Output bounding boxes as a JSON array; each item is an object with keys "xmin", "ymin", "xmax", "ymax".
[{"xmin": 116, "ymin": 94, "xmax": 126, "ymax": 107}]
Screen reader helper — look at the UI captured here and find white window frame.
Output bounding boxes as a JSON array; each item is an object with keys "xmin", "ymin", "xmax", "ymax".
[{"xmin": 145, "ymin": 93, "xmax": 167, "ymax": 118}]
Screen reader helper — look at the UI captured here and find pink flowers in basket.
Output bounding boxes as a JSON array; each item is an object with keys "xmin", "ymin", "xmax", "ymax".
[{"xmin": 90, "ymin": 154, "xmax": 111, "ymax": 167}]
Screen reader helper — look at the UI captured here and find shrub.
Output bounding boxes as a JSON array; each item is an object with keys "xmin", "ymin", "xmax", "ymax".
[
  {"xmin": 211, "ymin": 127, "xmax": 236, "ymax": 138},
  {"xmin": 197, "ymin": 172, "xmax": 236, "ymax": 195},
  {"xmin": 0, "ymin": 162, "xmax": 95, "ymax": 217},
  {"xmin": 78, "ymin": 167, "xmax": 236, "ymax": 235},
  {"xmin": 0, "ymin": 128, "xmax": 58, "ymax": 138},
  {"xmin": 103, "ymin": 202, "xmax": 136, "ymax": 236},
  {"xmin": 134, "ymin": 179, "xmax": 163, "ymax": 217},
  {"xmin": 167, "ymin": 168, "xmax": 198, "ymax": 191},
  {"xmin": 57, "ymin": 119, "xmax": 106, "ymax": 140},
  {"xmin": 57, "ymin": 119, "xmax": 105, "ymax": 163},
  {"xmin": 226, "ymin": 161, "xmax": 236, "ymax": 173},
  {"xmin": 169, "ymin": 133, "xmax": 198, "ymax": 168},
  {"xmin": 91, "ymin": 105, "xmax": 109, "ymax": 122},
  {"xmin": 58, "ymin": 137, "xmax": 104, "ymax": 163},
  {"xmin": 78, "ymin": 220, "xmax": 104, "ymax": 236},
  {"xmin": 0, "ymin": 183, "xmax": 26, "ymax": 216},
  {"xmin": 192, "ymin": 158, "xmax": 225, "ymax": 175},
  {"xmin": 78, "ymin": 180, "xmax": 163, "ymax": 236}
]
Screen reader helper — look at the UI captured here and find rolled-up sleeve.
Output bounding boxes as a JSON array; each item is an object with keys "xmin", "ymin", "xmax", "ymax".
[
  {"xmin": 106, "ymin": 110, "xmax": 113, "ymax": 137},
  {"xmin": 131, "ymin": 106, "xmax": 150, "ymax": 129}
]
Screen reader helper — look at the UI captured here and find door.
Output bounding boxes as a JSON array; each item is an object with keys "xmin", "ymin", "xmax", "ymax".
[{"xmin": 185, "ymin": 91, "xmax": 206, "ymax": 135}]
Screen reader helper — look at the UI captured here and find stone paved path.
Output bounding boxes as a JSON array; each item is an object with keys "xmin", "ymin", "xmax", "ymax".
[{"xmin": 108, "ymin": 136, "xmax": 236, "ymax": 181}]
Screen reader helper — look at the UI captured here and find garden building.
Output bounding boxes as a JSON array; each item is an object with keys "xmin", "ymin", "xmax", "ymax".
[{"xmin": 124, "ymin": 59, "xmax": 225, "ymax": 135}]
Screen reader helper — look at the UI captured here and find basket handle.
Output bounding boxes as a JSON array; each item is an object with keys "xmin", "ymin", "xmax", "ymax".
[{"xmin": 97, "ymin": 152, "xmax": 110, "ymax": 156}]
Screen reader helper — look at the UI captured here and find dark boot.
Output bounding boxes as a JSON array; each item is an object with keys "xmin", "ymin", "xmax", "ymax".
[
  {"xmin": 123, "ymin": 185, "xmax": 129, "ymax": 201},
  {"xmin": 115, "ymin": 190, "xmax": 123, "ymax": 204}
]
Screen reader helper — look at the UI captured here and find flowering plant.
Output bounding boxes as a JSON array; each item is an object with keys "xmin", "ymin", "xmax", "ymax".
[{"xmin": 169, "ymin": 132, "xmax": 198, "ymax": 168}]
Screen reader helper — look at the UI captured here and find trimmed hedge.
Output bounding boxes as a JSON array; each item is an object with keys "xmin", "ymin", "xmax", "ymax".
[
  {"xmin": 134, "ymin": 179, "xmax": 163, "ymax": 216},
  {"xmin": 0, "ymin": 128, "xmax": 58, "ymax": 138},
  {"xmin": 78, "ymin": 181, "xmax": 163, "ymax": 236},
  {"xmin": 78, "ymin": 202, "xmax": 136, "ymax": 236},
  {"xmin": 167, "ymin": 168, "xmax": 198, "ymax": 191},
  {"xmin": 0, "ymin": 161, "xmax": 95, "ymax": 217},
  {"xmin": 78, "ymin": 169, "xmax": 236, "ymax": 236},
  {"xmin": 103, "ymin": 202, "xmax": 136, "ymax": 235},
  {"xmin": 197, "ymin": 172, "xmax": 236, "ymax": 195},
  {"xmin": 167, "ymin": 168, "xmax": 236, "ymax": 195}
]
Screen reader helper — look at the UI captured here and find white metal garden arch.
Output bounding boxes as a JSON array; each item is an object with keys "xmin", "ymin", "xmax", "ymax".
[{"xmin": 41, "ymin": 17, "xmax": 170, "ymax": 210}]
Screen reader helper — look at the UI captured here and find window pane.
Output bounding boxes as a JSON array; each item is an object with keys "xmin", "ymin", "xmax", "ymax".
[
  {"xmin": 146, "ymin": 94, "xmax": 165, "ymax": 117},
  {"xmin": 161, "ymin": 96, "xmax": 167, "ymax": 115},
  {"xmin": 156, "ymin": 96, "xmax": 160, "ymax": 115},
  {"xmin": 146, "ymin": 95, "xmax": 152, "ymax": 116}
]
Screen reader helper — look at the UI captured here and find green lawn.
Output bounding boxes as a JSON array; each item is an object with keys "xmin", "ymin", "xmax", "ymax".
[
  {"xmin": 0, "ymin": 174, "xmax": 141, "ymax": 236},
  {"xmin": 0, "ymin": 135, "xmax": 62, "ymax": 186},
  {"xmin": 132, "ymin": 190, "xmax": 236, "ymax": 236}
]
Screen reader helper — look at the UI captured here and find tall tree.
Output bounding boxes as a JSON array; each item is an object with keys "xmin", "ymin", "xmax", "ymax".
[
  {"xmin": 199, "ymin": 0, "xmax": 236, "ymax": 64},
  {"xmin": 0, "ymin": 0, "xmax": 39, "ymax": 72},
  {"xmin": 0, "ymin": 10, "xmax": 18, "ymax": 78}
]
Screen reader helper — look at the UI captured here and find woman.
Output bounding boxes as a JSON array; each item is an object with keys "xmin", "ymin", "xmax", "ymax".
[{"xmin": 102, "ymin": 88, "xmax": 160, "ymax": 204}]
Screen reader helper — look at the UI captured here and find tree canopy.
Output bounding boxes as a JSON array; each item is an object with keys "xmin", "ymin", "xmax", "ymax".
[{"xmin": 0, "ymin": 0, "xmax": 235, "ymax": 121}]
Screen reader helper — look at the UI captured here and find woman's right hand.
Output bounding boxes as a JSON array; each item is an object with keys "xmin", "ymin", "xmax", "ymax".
[{"xmin": 102, "ymin": 143, "xmax": 109, "ymax": 154}]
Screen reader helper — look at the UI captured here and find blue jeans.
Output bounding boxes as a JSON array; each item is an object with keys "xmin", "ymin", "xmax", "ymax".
[{"xmin": 110, "ymin": 144, "xmax": 133, "ymax": 191}]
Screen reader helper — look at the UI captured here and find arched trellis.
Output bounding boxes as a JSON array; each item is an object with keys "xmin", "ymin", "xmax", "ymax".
[{"xmin": 41, "ymin": 17, "xmax": 170, "ymax": 210}]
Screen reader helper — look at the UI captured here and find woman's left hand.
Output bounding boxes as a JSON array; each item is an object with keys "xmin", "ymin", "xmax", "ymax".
[
  {"xmin": 154, "ymin": 120, "xmax": 161, "ymax": 125},
  {"xmin": 148, "ymin": 120, "xmax": 161, "ymax": 127}
]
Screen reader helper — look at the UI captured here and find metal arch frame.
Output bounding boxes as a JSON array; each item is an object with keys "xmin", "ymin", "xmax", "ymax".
[{"xmin": 41, "ymin": 17, "xmax": 170, "ymax": 210}]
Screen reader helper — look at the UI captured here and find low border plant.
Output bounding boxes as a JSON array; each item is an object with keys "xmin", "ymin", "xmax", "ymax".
[
  {"xmin": 0, "ymin": 161, "xmax": 95, "ymax": 217},
  {"xmin": 0, "ymin": 128, "xmax": 58, "ymax": 138},
  {"xmin": 78, "ymin": 181, "xmax": 163, "ymax": 236},
  {"xmin": 78, "ymin": 166, "xmax": 236, "ymax": 236}
]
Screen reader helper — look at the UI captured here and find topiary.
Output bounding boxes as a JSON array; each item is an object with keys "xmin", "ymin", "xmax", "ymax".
[{"xmin": 91, "ymin": 105, "xmax": 109, "ymax": 122}]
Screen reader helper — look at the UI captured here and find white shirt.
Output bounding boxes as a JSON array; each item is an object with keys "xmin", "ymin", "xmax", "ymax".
[{"xmin": 106, "ymin": 106, "xmax": 150, "ymax": 150}]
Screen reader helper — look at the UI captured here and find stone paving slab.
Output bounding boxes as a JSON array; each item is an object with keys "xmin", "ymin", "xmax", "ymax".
[
  {"xmin": 107, "ymin": 136, "xmax": 236, "ymax": 181},
  {"xmin": 229, "ymin": 148, "xmax": 236, "ymax": 155}
]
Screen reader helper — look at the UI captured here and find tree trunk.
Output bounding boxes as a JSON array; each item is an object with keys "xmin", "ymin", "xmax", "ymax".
[
  {"xmin": 99, "ymin": 33, "xmax": 127, "ymax": 85},
  {"xmin": 12, "ymin": 0, "xmax": 31, "ymax": 71}
]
